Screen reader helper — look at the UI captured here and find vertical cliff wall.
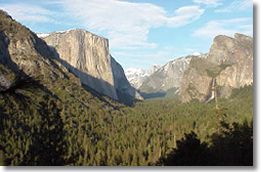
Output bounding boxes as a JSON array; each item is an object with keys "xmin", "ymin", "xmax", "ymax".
[
  {"xmin": 179, "ymin": 33, "xmax": 253, "ymax": 102},
  {"xmin": 42, "ymin": 29, "xmax": 141, "ymax": 103}
]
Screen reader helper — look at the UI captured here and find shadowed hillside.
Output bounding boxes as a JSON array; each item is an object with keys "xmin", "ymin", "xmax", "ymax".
[{"xmin": 157, "ymin": 120, "xmax": 253, "ymax": 166}]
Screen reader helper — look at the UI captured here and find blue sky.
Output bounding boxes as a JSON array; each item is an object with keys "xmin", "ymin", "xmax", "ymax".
[{"xmin": 0, "ymin": 0, "xmax": 253, "ymax": 70}]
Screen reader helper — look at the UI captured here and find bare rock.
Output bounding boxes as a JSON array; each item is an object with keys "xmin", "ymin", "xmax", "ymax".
[{"xmin": 42, "ymin": 29, "xmax": 142, "ymax": 103}]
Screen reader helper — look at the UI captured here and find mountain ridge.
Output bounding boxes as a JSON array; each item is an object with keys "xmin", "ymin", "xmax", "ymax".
[
  {"xmin": 139, "ymin": 54, "xmax": 207, "ymax": 98},
  {"xmin": 138, "ymin": 33, "xmax": 253, "ymax": 101},
  {"xmin": 125, "ymin": 64, "xmax": 160, "ymax": 89}
]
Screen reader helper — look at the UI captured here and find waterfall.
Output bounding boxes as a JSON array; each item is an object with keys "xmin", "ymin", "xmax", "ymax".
[{"xmin": 205, "ymin": 78, "xmax": 217, "ymax": 103}]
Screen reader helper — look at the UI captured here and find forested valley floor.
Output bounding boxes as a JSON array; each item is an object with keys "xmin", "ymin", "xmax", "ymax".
[{"xmin": 0, "ymin": 85, "xmax": 253, "ymax": 166}]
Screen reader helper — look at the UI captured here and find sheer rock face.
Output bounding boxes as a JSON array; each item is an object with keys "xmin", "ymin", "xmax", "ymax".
[
  {"xmin": 42, "ymin": 29, "xmax": 117, "ymax": 100},
  {"xmin": 42, "ymin": 29, "xmax": 141, "ymax": 103},
  {"xmin": 179, "ymin": 57, "xmax": 214, "ymax": 102},
  {"xmin": 180, "ymin": 33, "xmax": 253, "ymax": 102},
  {"xmin": 111, "ymin": 57, "xmax": 143, "ymax": 104},
  {"xmin": 208, "ymin": 33, "xmax": 253, "ymax": 88}
]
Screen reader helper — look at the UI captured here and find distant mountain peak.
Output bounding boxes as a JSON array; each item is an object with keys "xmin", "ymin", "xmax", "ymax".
[
  {"xmin": 125, "ymin": 65, "xmax": 161, "ymax": 89},
  {"xmin": 139, "ymin": 55, "xmax": 197, "ymax": 95},
  {"xmin": 191, "ymin": 52, "xmax": 202, "ymax": 56}
]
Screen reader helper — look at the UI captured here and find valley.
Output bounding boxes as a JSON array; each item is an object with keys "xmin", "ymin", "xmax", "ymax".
[
  {"xmin": 0, "ymin": 81, "xmax": 253, "ymax": 165},
  {"xmin": 0, "ymin": 8, "xmax": 253, "ymax": 166}
]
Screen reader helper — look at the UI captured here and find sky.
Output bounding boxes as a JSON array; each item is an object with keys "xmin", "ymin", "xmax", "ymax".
[{"xmin": 0, "ymin": 0, "xmax": 253, "ymax": 70}]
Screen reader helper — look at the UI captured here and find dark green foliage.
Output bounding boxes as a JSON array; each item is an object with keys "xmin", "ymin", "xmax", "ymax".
[
  {"xmin": 157, "ymin": 121, "xmax": 253, "ymax": 166},
  {"xmin": 0, "ymin": 77, "xmax": 66, "ymax": 165},
  {"xmin": 157, "ymin": 131, "xmax": 210, "ymax": 166},
  {"xmin": 210, "ymin": 120, "xmax": 253, "ymax": 165},
  {"xmin": 21, "ymin": 96, "xmax": 66, "ymax": 165},
  {"xmin": 0, "ymin": 82, "xmax": 253, "ymax": 166}
]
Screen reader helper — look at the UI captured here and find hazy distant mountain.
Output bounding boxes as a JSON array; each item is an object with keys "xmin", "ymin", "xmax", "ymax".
[
  {"xmin": 139, "ymin": 54, "xmax": 207, "ymax": 98},
  {"xmin": 125, "ymin": 65, "xmax": 160, "ymax": 89}
]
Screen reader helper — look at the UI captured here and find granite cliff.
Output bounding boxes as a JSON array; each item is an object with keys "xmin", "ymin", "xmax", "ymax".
[
  {"xmin": 138, "ymin": 34, "xmax": 253, "ymax": 101},
  {"xmin": 180, "ymin": 33, "xmax": 253, "ymax": 102},
  {"xmin": 41, "ymin": 29, "xmax": 142, "ymax": 104}
]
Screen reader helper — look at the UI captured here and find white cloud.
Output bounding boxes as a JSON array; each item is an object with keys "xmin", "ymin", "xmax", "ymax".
[
  {"xmin": 215, "ymin": 0, "xmax": 253, "ymax": 13},
  {"xmin": 192, "ymin": 18, "xmax": 253, "ymax": 39},
  {"xmin": 193, "ymin": 0, "xmax": 222, "ymax": 7},
  {"xmin": 0, "ymin": 3, "xmax": 56, "ymax": 23},
  {"xmin": 57, "ymin": 0, "xmax": 204, "ymax": 49},
  {"xmin": 167, "ymin": 6, "xmax": 205, "ymax": 27}
]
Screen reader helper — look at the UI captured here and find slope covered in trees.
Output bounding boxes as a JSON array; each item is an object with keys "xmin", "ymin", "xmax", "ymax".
[{"xmin": 0, "ymin": 84, "xmax": 253, "ymax": 165}]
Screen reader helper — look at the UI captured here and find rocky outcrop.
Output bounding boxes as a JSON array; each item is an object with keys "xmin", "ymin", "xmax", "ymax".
[
  {"xmin": 0, "ymin": 64, "xmax": 16, "ymax": 92},
  {"xmin": 0, "ymin": 10, "xmax": 69, "ymax": 85},
  {"xmin": 42, "ymin": 29, "xmax": 141, "ymax": 104},
  {"xmin": 179, "ymin": 33, "xmax": 253, "ymax": 102}
]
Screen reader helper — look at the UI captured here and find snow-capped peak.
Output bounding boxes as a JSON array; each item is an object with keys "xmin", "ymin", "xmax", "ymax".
[
  {"xmin": 192, "ymin": 52, "xmax": 202, "ymax": 56},
  {"xmin": 37, "ymin": 33, "xmax": 50, "ymax": 38},
  {"xmin": 125, "ymin": 68, "xmax": 146, "ymax": 76},
  {"xmin": 125, "ymin": 65, "xmax": 161, "ymax": 89}
]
